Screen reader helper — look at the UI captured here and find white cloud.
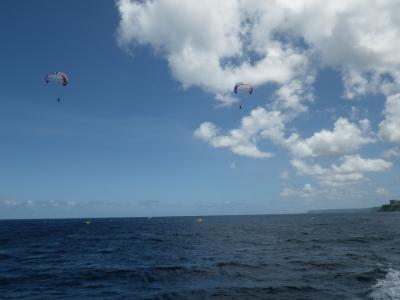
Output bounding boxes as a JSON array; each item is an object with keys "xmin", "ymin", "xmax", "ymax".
[
  {"xmin": 117, "ymin": 0, "xmax": 400, "ymax": 104},
  {"xmin": 215, "ymin": 93, "xmax": 238, "ymax": 107},
  {"xmin": 194, "ymin": 122, "xmax": 218, "ymax": 141},
  {"xmin": 379, "ymin": 93, "xmax": 400, "ymax": 143},
  {"xmin": 194, "ymin": 121, "xmax": 272, "ymax": 159},
  {"xmin": 332, "ymin": 154, "xmax": 392, "ymax": 174},
  {"xmin": 272, "ymin": 76, "xmax": 315, "ymax": 113},
  {"xmin": 117, "ymin": 0, "xmax": 311, "ymax": 106},
  {"xmin": 286, "ymin": 118, "xmax": 374, "ymax": 158},
  {"xmin": 282, "ymin": 1, "xmax": 400, "ymax": 98},
  {"xmin": 383, "ymin": 147, "xmax": 400, "ymax": 158},
  {"xmin": 286, "ymin": 154, "xmax": 392, "ymax": 200},
  {"xmin": 291, "ymin": 154, "xmax": 392, "ymax": 187},
  {"xmin": 194, "ymin": 107, "xmax": 285, "ymax": 158},
  {"xmin": 291, "ymin": 159, "xmax": 327, "ymax": 176},
  {"xmin": 196, "ymin": 111, "xmax": 374, "ymax": 160},
  {"xmin": 281, "ymin": 183, "xmax": 317, "ymax": 200}
]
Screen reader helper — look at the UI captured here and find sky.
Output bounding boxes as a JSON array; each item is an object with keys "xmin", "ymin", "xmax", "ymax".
[{"xmin": 1, "ymin": 0, "xmax": 400, "ymax": 219}]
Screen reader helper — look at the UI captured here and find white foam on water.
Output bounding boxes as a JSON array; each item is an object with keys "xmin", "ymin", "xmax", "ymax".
[{"xmin": 370, "ymin": 269, "xmax": 400, "ymax": 300}]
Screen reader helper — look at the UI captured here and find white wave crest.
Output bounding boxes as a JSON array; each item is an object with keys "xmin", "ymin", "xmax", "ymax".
[{"xmin": 370, "ymin": 269, "xmax": 400, "ymax": 300}]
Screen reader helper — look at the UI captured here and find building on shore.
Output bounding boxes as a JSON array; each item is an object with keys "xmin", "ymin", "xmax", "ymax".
[{"xmin": 380, "ymin": 199, "xmax": 400, "ymax": 212}]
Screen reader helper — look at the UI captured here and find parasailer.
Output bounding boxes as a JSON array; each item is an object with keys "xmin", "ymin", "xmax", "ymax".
[
  {"xmin": 234, "ymin": 82, "xmax": 253, "ymax": 95},
  {"xmin": 45, "ymin": 72, "xmax": 69, "ymax": 86},
  {"xmin": 45, "ymin": 72, "xmax": 69, "ymax": 102},
  {"xmin": 234, "ymin": 82, "xmax": 253, "ymax": 109}
]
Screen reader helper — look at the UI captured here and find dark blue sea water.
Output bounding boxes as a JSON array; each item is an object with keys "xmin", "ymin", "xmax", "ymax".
[{"xmin": 1, "ymin": 213, "xmax": 400, "ymax": 299}]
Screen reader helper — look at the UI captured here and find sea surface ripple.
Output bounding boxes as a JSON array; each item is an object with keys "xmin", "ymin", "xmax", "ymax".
[{"xmin": 1, "ymin": 213, "xmax": 400, "ymax": 299}]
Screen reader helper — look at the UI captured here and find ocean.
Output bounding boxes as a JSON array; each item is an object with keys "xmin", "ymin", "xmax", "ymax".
[{"xmin": 1, "ymin": 213, "xmax": 400, "ymax": 299}]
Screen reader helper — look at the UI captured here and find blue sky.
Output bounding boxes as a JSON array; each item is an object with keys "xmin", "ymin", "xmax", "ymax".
[{"xmin": 1, "ymin": 1, "xmax": 399, "ymax": 219}]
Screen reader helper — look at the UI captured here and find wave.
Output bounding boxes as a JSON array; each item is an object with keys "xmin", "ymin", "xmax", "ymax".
[
  {"xmin": 215, "ymin": 261, "xmax": 261, "ymax": 269},
  {"xmin": 152, "ymin": 286, "xmax": 320, "ymax": 300},
  {"xmin": 0, "ymin": 253, "xmax": 12, "ymax": 260},
  {"xmin": 370, "ymin": 268, "xmax": 400, "ymax": 300},
  {"xmin": 77, "ymin": 265, "xmax": 213, "ymax": 284}
]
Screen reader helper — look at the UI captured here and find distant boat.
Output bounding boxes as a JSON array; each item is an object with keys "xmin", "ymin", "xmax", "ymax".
[
  {"xmin": 84, "ymin": 220, "xmax": 91, "ymax": 225},
  {"xmin": 196, "ymin": 218, "xmax": 203, "ymax": 223}
]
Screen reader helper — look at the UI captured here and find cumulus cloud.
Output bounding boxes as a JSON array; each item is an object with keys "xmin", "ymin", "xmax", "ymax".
[
  {"xmin": 195, "ymin": 112, "xmax": 374, "ymax": 160},
  {"xmin": 281, "ymin": 183, "xmax": 317, "ymax": 199},
  {"xmin": 117, "ymin": 0, "xmax": 400, "ymax": 103},
  {"xmin": 117, "ymin": 0, "xmax": 313, "ymax": 106},
  {"xmin": 290, "ymin": 159, "xmax": 327, "ymax": 176},
  {"xmin": 272, "ymin": 76, "xmax": 315, "ymax": 114},
  {"xmin": 281, "ymin": 1, "xmax": 400, "ymax": 98},
  {"xmin": 285, "ymin": 155, "xmax": 392, "ymax": 199},
  {"xmin": 332, "ymin": 155, "xmax": 392, "ymax": 174},
  {"xmin": 194, "ymin": 107, "xmax": 285, "ymax": 158},
  {"xmin": 291, "ymin": 155, "xmax": 392, "ymax": 188},
  {"xmin": 286, "ymin": 118, "xmax": 374, "ymax": 158}
]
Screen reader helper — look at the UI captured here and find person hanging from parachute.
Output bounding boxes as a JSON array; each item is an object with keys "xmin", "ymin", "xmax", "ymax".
[
  {"xmin": 234, "ymin": 82, "xmax": 253, "ymax": 109},
  {"xmin": 45, "ymin": 72, "xmax": 69, "ymax": 102}
]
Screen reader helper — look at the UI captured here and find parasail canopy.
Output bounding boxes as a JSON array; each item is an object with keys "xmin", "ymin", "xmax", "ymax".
[
  {"xmin": 45, "ymin": 72, "xmax": 69, "ymax": 86},
  {"xmin": 234, "ymin": 82, "xmax": 253, "ymax": 94}
]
